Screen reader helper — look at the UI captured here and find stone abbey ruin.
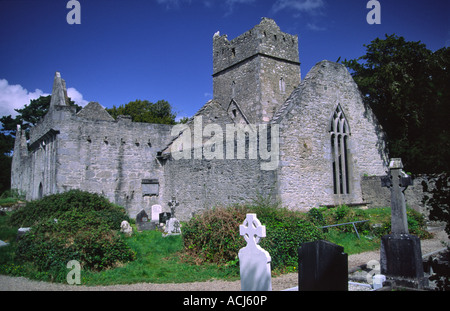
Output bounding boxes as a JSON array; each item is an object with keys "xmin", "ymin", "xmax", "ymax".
[{"xmin": 12, "ymin": 18, "xmax": 410, "ymax": 221}]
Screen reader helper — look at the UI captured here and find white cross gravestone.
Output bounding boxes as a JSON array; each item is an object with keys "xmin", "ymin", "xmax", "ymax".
[{"xmin": 238, "ymin": 213, "xmax": 272, "ymax": 291}]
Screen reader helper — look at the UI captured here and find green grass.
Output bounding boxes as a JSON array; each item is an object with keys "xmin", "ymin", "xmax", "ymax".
[
  {"xmin": 324, "ymin": 229, "xmax": 380, "ymax": 255},
  {"xmin": 81, "ymin": 229, "xmax": 240, "ymax": 286},
  {"xmin": 0, "ymin": 198, "xmax": 19, "ymax": 207}
]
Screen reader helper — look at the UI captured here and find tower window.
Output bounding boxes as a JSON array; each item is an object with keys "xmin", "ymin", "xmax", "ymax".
[{"xmin": 330, "ymin": 105, "xmax": 351, "ymax": 195}]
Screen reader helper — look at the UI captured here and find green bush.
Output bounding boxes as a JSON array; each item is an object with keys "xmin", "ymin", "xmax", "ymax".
[
  {"xmin": 182, "ymin": 205, "xmax": 323, "ymax": 270},
  {"xmin": 307, "ymin": 207, "xmax": 326, "ymax": 226},
  {"xmin": 9, "ymin": 189, "xmax": 129, "ymax": 229},
  {"xmin": 182, "ymin": 205, "xmax": 248, "ymax": 265},
  {"xmin": 9, "ymin": 190, "xmax": 135, "ymax": 280},
  {"xmin": 259, "ymin": 215, "xmax": 323, "ymax": 268}
]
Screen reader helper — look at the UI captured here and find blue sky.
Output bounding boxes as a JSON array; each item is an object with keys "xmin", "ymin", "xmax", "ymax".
[{"xmin": 0, "ymin": 0, "xmax": 448, "ymax": 120}]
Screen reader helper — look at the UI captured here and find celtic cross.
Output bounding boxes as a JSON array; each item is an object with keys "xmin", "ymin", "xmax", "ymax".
[{"xmin": 239, "ymin": 213, "xmax": 266, "ymax": 248}]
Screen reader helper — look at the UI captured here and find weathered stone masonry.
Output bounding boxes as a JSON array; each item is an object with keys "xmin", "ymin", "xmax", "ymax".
[
  {"xmin": 12, "ymin": 18, "xmax": 412, "ymax": 221},
  {"xmin": 12, "ymin": 73, "xmax": 173, "ymax": 218}
]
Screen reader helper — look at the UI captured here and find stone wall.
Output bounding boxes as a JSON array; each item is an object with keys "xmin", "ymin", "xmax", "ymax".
[
  {"xmin": 161, "ymin": 152, "xmax": 277, "ymax": 222},
  {"xmin": 361, "ymin": 174, "xmax": 442, "ymax": 215},
  {"xmin": 12, "ymin": 101, "xmax": 173, "ymax": 218},
  {"xmin": 274, "ymin": 60, "xmax": 388, "ymax": 211}
]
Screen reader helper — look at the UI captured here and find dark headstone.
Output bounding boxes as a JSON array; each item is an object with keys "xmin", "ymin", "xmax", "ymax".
[
  {"xmin": 380, "ymin": 233, "xmax": 428, "ymax": 288},
  {"xmin": 136, "ymin": 209, "xmax": 149, "ymax": 223},
  {"xmin": 159, "ymin": 212, "xmax": 171, "ymax": 224},
  {"xmin": 298, "ymin": 240, "xmax": 348, "ymax": 291},
  {"xmin": 136, "ymin": 209, "xmax": 156, "ymax": 231}
]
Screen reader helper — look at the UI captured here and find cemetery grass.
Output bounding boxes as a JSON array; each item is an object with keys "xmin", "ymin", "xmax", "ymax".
[
  {"xmin": 80, "ymin": 228, "xmax": 241, "ymax": 286},
  {"xmin": 0, "ymin": 215, "xmax": 239, "ymax": 286}
]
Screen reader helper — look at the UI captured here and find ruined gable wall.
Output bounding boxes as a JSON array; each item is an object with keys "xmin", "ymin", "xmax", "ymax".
[{"xmin": 276, "ymin": 60, "xmax": 388, "ymax": 210}]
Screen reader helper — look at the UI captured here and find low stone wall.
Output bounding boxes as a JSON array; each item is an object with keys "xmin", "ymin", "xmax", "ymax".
[{"xmin": 361, "ymin": 174, "xmax": 442, "ymax": 215}]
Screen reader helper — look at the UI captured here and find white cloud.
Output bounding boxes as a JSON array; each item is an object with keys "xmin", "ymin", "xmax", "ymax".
[
  {"xmin": 306, "ymin": 22, "xmax": 326, "ymax": 31},
  {"xmin": 0, "ymin": 79, "xmax": 48, "ymax": 117},
  {"xmin": 156, "ymin": 0, "xmax": 192, "ymax": 9},
  {"xmin": 156, "ymin": 0, "xmax": 256, "ymax": 15},
  {"xmin": 67, "ymin": 87, "xmax": 89, "ymax": 107},
  {"xmin": 272, "ymin": 0, "xmax": 325, "ymax": 14},
  {"xmin": 224, "ymin": 0, "xmax": 256, "ymax": 15},
  {"xmin": 0, "ymin": 79, "xmax": 89, "ymax": 118}
]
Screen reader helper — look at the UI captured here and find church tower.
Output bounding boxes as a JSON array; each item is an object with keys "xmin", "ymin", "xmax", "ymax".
[{"xmin": 212, "ymin": 18, "xmax": 300, "ymax": 124}]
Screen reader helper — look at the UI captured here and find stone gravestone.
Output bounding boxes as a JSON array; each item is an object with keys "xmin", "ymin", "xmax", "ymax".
[
  {"xmin": 298, "ymin": 240, "xmax": 348, "ymax": 291},
  {"xmin": 238, "ymin": 213, "xmax": 272, "ymax": 291},
  {"xmin": 163, "ymin": 197, "xmax": 181, "ymax": 237},
  {"xmin": 163, "ymin": 218, "xmax": 182, "ymax": 237},
  {"xmin": 120, "ymin": 220, "xmax": 133, "ymax": 236},
  {"xmin": 168, "ymin": 197, "xmax": 179, "ymax": 218},
  {"xmin": 151, "ymin": 205, "xmax": 162, "ymax": 222},
  {"xmin": 380, "ymin": 158, "xmax": 427, "ymax": 288},
  {"xmin": 136, "ymin": 209, "xmax": 156, "ymax": 231}
]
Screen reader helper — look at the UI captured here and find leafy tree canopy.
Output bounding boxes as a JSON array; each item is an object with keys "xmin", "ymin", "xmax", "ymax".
[
  {"xmin": 106, "ymin": 99, "xmax": 177, "ymax": 125},
  {"xmin": 342, "ymin": 34, "xmax": 450, "ymax": 173}
]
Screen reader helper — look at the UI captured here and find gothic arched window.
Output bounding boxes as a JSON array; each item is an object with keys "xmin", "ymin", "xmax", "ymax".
[{"xmin": 330, "ymin": 105, "xmax": 351, "ymax": 195}]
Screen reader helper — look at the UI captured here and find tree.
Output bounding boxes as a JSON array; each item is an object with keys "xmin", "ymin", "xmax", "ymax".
[
  {"xmin": 106, "ymin": 99, "xmax": 177, "ymax": 125},
  {"xmin": 342, "ymin": 34, "xmax": 450, "ymax": 173}
]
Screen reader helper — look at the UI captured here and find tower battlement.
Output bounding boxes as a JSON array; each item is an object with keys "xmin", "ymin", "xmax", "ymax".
[
  {"xmin": 212, "ymin": 18, "xmax": 300, "ymax": 123},
  {"xmin": 213, "ymin": 18, "xmax": 299, "ymax": 76}
]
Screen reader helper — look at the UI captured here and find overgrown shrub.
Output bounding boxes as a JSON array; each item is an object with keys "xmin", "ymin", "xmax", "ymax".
[
  {"xmin": 9, "ymin": 190, "xmax": 135, "ymax": 280},
  {"xmin": 182, "ymin": 205, "xmax": 323, "ymax": 270},
  {"xmin": 9, "ymin": 189, "xmax": 129, "ymax": 229},
  {"xmin": 307, "ymin": 207, "xmax": 326, "ymax": 226},
  {"xmin": 182, "ymin": 206, "xmax": 248, "ymax": 265},
  {"xmin": 258, "ymin": 213, "xmax": 324, "ymax": 268}
]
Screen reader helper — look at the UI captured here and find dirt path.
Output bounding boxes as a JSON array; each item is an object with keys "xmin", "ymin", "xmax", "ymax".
[{"xmin": 1, "ymin": 230, "xmax": 448, "ymax": 291}]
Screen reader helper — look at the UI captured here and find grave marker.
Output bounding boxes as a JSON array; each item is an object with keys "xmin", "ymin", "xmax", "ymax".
[
  {"xmin": 151, "ymin": 204, "xmax": 162, "ymax": 222},
  {"xmin": 381, "ymin": 158, "xmax": 412, "ymax": 234},
  {"xmin": 120, "ymin": 220, "xmax": 132, "ymax": 236},
  {"xmin": 380, "ymin": 158, "xmax": 427, "ymax": 288},
  {"xmin": 238, "ymin": 213, "xmax": 272, "ymax": 291},
  {"xmin": 168, "ymin": 197, "xmax": 179, "ymax": 218},
  {"xmin": 136, "ymin": 209, "xmax": 156, "ymax": 231},
  {"xmin": 163, "ymin": 197, "xmax": 181, "ymax": 237},
  {"xmin": 298, "ymin": 240, "xmax": 348, "ymax": 291}
]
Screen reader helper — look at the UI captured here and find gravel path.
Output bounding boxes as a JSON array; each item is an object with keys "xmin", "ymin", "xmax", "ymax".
[{"xmin": 1, "ymin": 229, "xmax": 448, "ymax": 291}]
